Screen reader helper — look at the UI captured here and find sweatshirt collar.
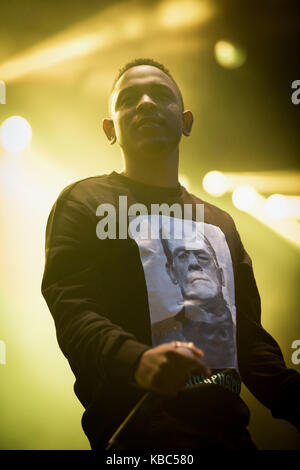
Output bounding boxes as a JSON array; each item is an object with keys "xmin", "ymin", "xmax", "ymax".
[{"xmin": 110, "ymin": 171, "xmax": 183, "ymax": 198}]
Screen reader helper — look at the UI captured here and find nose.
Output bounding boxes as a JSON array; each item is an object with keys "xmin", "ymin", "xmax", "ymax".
[
  {"xmin": 136, "ymin": 94, "xmax": 157, "ymax": 111},
  {"xmin": 188, "ymin": 252, "xmax": 202, "ymax": 270}
]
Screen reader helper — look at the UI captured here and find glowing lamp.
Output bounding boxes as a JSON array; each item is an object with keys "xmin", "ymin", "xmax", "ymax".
[
  {"xmin": 203, "ymin": 171, "xmax": 228, "ymax": 197},
  {"xmin": 214, "ymin": 40, "xmax": 246, "ymax": 69},
  {"xmin": 0, "ymin": 116, "xmax": 32, "ymax": 153},
  {"xmin": 232, "ymin": 185, "xmax": 258, "ymax": 211}
]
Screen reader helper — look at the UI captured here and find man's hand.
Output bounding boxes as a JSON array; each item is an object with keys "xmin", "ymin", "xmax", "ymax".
[{"xmin": 134, "ymin": 341, "xmax": 211, "ymax": 397}]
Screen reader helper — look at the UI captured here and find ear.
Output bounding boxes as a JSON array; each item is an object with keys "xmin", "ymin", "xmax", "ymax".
[
  {"xmin": 102, "ymin": 118, "xmax": 116, "ymax": 144},
  {"xmin": 218, "ymin": 267, "xmax": 225, "ymax": 287},
  {"xmin": 182, "ymin": 110, "xmax": 193, "ymax": 137}
]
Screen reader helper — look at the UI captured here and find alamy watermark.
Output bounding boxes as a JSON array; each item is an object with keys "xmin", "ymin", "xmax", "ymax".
[
  {"xmin": 0, "ymin": 340, "xmax": 6, "ymax": 365},
  {"xmin": 291, "ymin": 80, "xmax": 300, "ymax": 105},
  {"xmin": 0, "ymin": 80, "xmax": 6, "ymax": 104},
  {"xmin": 95, "ymin": 197, "xmax": 204, "ymax": 240},
  {"xmin": 291, "ymin": 339, "xmax": 300, "ymax": 365}
]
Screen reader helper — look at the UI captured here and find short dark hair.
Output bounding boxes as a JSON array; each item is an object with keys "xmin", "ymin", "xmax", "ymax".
[
  {"xmin": 110, "ymin": 58, "xmax": 184, "ymax": 110},
  {"xmin": 159, "ymin": 223, "xmax": 220, "ymax": 271}
]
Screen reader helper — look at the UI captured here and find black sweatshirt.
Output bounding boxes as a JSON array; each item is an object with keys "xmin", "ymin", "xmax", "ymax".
[{"xmin": 41, "ymin": 171, "xmax": 300, "ymax": 449}]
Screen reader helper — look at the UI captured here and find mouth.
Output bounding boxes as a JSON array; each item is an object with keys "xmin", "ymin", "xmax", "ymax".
[
  {"xmin": 136, "ymin": 116, "xmax": 164, "ymax": 128},
  {"xmin": 189, "ymin": 277, "xmax": 210, "ymax": 284}
]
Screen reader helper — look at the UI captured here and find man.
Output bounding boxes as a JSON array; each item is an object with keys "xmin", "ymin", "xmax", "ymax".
[
  {"xmin": 151, "ymin": 220, "xmax": 236, "ymax": 369},
  {"xmin": 41, "ymin": 58, "xmax": 300, "ymax": 450}
]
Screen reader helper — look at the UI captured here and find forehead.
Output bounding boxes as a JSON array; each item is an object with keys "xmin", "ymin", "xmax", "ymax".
[
  {"xmin": 167, "ymin": 237, "xmax": 210, "ymax": 254},
  {"xmin": 111, "ymin": 65, "xmax": 180, "ymax": 107}
]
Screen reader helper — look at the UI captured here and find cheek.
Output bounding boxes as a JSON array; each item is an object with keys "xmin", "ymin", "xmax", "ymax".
[
  {"xmin": 166, "ymin": 104, "xmax": 182, "ymax": 128},
  {"xmin": 173, "ymin": 262, "xmax": 187, "ymax": 281},
  {"xmin": 206, "ymin": 266, "xmax": 219, "ymax": 282},
  {"xmin": 114, "ymin": 112, "xmax": 131, "ymax": 138}
]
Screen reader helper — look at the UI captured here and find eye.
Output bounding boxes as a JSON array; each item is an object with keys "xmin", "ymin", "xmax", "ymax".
[
  {"xmin": 156, "ymin": 90, "xmax": 170, "ymax": 100},
  {"xmin": 120, "ymin": 94, "xmax": 135, "ymax": 106},
  {"xmin": 177, "ymin": 251, "xmax": 188, "ymax": 260},
  {"xmin": 196, "ymin": 254, "xmax": 210, "ymax": 264}
]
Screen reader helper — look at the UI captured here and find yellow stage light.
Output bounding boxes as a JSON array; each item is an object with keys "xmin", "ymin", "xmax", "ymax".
[
  {"xmin": 0, "ymin": 1, "xmax": 215, "ymax": 84},
  {"xmin": 0, "ymin": 80, "xmax": 6, "ymax": 104},
  {"xmin": 0, "ymin": 116, "xmax": 32, "ymax": 153},
  {"xmin": 220, "ymin": 171, "xmax": 300, "ymax": 195},
  {"xmin": 202, "ymin": 171, "xmax": 228, "ymax": 196},
  {"xmin": 179, "ymin": 174, "xmax": 190, "ymax": 190},
  {"xmin": 214, "ymin": 40, "xmax": 246, "ymax": 69},
  {"xmin": 158, "ymin": 0, "xmax": 214, "ymax": 30},
  {"xmin": 232, "ymin": 185, "xmax": 258, "ymax": 211},
  {"xmin": 122, "ymin": 17, "xmax": 144, "ymax": 39},
  {"xmin": 266, "ymin": 194, "xmax": 300, "ymax": 219},
  {"xmin": 241, "ymin": 193, "xmax": 300, "ymax": 249}
]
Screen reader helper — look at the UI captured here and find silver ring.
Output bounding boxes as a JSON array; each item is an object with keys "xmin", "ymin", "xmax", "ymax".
[{"xmin": 174, "ymin": 341, "xmax": 194, "ymax": 349}]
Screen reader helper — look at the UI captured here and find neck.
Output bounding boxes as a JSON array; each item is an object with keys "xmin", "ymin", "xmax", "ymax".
[
  {"xmin": 183, "ymin": 300, "xmax": 227, "ymax": 323},
  {"xmin": 121, "ymin": 147, "xmax": 179, "ymax": 188}
]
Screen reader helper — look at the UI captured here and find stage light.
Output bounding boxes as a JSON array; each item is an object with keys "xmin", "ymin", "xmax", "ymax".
[
  {"xmin": 266, "ymin": 194, "xmax": 286, "ymax": 219},
  {"xmin": 122, "ymin": 17, "xmax": 143, "ymax": 39},
  {"xmin": 220, "ymin": 171, "xmax": 300, "ymax": 194},
  {"xmin": 202, "ymin": 171, "xmax": 228, "ymax": 196},
  {"xmin": 0, "ymin": 116, "xmax": 32, "ymax": 153},
  {"xmin": 0, "ymin": 1, "xmax": 215, "ymax": 84},
  {"xmin": 158, "ymin": 0, "xmax": 214, "ymax": 29},
  {"xmin": 266, "ymin": 194, "xmax": 300, "ymax": 219},
  {"xmin": 240, "ymin": 193, "xmax": 300, "ymax": 249},
  {"xmin": 179, "ymin": 174, "xmax": 190, "ymax": 190},
  {"xmin": 232, "ymin": 185, "xmax": 258, "ymax": 211},
  {"xmin": 214, "ymin": 40, "xmax": 246, "ymax": 69},
  {"xmin": 0, "ymin": 80, "xmax": 6, "ymax": 104},
  {"xmin": 0, "ymin": 34, "xmax": 108, "ymax": 82}
]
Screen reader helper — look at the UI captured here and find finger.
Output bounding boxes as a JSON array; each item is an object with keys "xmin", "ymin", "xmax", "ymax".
[
  {"xmin": 171, "ymin": 341, "xmax": 204, "ymax": 359},
  {"xmin": 173, "ymin": 347, "xmax": 204, "ymax": 367},
  {"xmin": 188, "ymin": 343, "xmax": 205, "ymax": 358},
  {"xmin": 172, "ymin": 342, "xmax": 210, "ymax": 374}
]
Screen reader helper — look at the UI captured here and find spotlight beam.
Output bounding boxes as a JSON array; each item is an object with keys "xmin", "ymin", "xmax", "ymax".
[
  {"xmin": 239, "ymin": 193, "xmax": 300, "ymax": 249},
  {"xmin": 0, "ymin": 0, "xmax": 215, "ymax": 83},
  {"xmin": 224, "ymin": 171, "xmax": 300, "ymax": 195}
]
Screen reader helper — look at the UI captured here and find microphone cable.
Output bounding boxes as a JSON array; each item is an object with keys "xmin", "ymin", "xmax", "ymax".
[{"xmin": 105, "ymin": 391, "xmax": 152, "ymax": 450}]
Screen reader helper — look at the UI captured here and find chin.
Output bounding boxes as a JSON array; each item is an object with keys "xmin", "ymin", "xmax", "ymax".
[
  {"xmin": 142, "ymin": 145, "xmax": 168, "ymax": 156},
  {"xmin": 136, "ymin": 139, "xmax": 173, "ymax": 155},
  {"xmin": 185, "ymin": 289, "xmax": 218, "ymax": 301}
]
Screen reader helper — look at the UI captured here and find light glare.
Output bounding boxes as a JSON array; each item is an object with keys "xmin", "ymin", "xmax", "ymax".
[
  {"xmin": 214, "ymin": 40, "xmax": 246, "ymax": 69},
  {"xmin": 158, "ymin": 0, "xmax": 214, "ymax": 29},
  {"xmin": 202, "ymin": 171, "xmax": 228, "ymax": 197},
  {"xmin": 179, "ymin": 174, "xmax": 190, "ymax": 190},
  {"xmin": 0, "ymin": 116, "xmax": 32, "ymax": 153},
  {"xmin": 266, "ymin": 194, "xmax": 300, "ymax": 219},
  {"xmin": 232, "ymin": 185, "xmax": 258, "ymax": 211}
]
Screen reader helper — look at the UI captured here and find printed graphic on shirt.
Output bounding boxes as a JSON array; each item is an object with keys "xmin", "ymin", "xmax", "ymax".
[
  {"xmin": 129, "ymin": 215, "xmax": 238, "ymax": 371},
  {"xmin": 187, "ymin": 371, "xmax": 241, "ymax": 394}
]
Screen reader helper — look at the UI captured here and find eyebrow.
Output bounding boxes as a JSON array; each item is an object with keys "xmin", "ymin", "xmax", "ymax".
[
  {"xmin": 114, "ymin": 83, "xmax": 177, "ymax": 109},
  {"xmin": 173, "ymin": 247, "xmax": 210, "ymax": 257}
]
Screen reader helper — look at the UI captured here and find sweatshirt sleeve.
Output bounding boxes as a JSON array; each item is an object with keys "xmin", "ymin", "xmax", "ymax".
[
  {"xmin": 233, "ymin": 221, "xmax": 300, "ymax": 432},
  {"xmin": 41, "ymin": 194, "xmax": 150, "ymax": 388}
]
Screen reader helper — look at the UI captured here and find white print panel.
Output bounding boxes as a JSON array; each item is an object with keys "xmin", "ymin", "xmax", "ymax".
[{"xmin": 129, "ymin": 215, "xmax": 238, "ymax": 370}]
